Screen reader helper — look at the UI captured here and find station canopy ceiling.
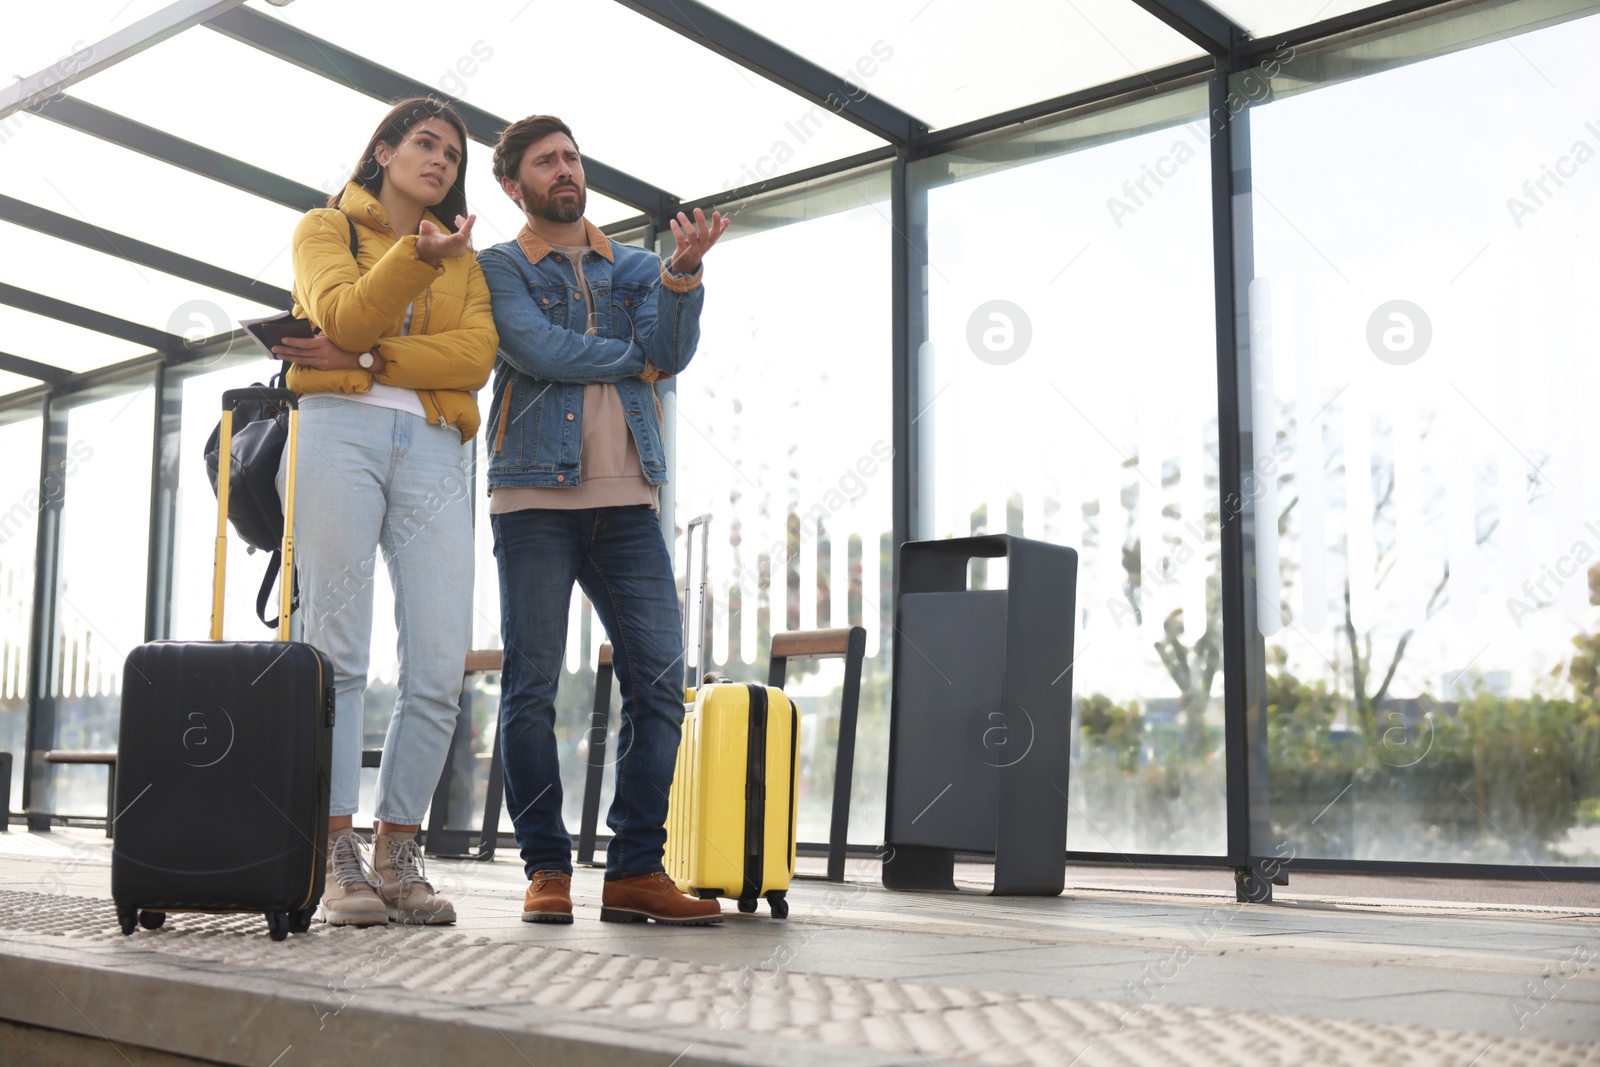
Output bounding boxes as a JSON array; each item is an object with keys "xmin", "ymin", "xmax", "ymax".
[{"xmin": 0, "ymin": 0, "xmax": 1421, "ymax": 399}]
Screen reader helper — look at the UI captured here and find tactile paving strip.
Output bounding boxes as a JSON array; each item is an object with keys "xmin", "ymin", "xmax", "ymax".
[{"xmin": 1, "ymin": 890, "xmax": 1596, "ymax": 1066}]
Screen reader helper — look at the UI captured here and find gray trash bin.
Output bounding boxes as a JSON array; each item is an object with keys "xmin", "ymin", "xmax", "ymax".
[{"xmin": 883, "ymin": 535, "xmax": 1077, "ymax": 895}]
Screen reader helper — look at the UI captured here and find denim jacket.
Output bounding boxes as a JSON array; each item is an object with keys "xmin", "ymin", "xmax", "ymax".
[{"xmin": 477, "ymin": 220, "xmax": 704, "ymax": 489}]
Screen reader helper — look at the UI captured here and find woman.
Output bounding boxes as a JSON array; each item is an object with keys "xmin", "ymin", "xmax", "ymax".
[{"xmin": 274, "ymin": 97, "xmax": 497, "ymax": 927}]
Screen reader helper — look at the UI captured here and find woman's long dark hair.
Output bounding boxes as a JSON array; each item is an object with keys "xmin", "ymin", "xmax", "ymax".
[{"xmin": 332, "ymin": 97, "xmax": 470, "ymax": 231}]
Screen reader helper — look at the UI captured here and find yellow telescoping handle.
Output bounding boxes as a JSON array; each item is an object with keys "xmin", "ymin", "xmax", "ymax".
[
  {"xmin": 277, "ymin": 406, "xmax": 298, "ymax": 642},
  {"xmin": 209, "ymin": 409, "xmax": 234, "ymax": 642},
  {"xmin": 212, "ymin": 388, "xmax": 299, "ymax": 642}
]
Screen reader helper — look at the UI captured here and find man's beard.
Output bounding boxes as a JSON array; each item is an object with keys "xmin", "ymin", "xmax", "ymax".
[{"xmin": 524, "ymin": 179, "xmax": 585, "ymax": 223}]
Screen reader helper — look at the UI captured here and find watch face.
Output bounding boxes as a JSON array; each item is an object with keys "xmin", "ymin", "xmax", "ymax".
[{"xmin": 359, "ymin": 354, "xmax": 374, "ymax": 369}]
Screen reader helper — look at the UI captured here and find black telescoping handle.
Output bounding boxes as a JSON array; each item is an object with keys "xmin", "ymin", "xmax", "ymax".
[{"xmin": 222, "ymin": 387, "xmax": 297, "ymax": 412}]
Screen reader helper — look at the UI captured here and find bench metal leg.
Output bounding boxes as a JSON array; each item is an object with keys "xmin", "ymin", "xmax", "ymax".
[
  {"xmin": 768, "ymin": 627, "xmax": 866, "ymax": 883},
  {"xmin": 478, "ymin": 727, "xmax": 503, "ymax": 861},
  {"xmin": 576, "ymin": 661, "xmax": 615, "ymax": 867},
  {"xmin": 828, "ymin": 629, "xmax": 866, "ymax": 882},
  {"xmin": 424, "ymin": 686, "xmax": 478, "ymax": 859}
]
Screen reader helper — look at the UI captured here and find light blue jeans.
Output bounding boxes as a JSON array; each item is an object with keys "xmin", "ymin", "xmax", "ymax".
[{"xmin": 277, "ymin": 397, "xmax": 473, "ymax": 822}]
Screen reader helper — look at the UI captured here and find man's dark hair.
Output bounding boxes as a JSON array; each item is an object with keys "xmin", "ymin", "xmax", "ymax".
[{"xmin": 493, "ymin": 115, "xmax": 579, "ymax": 183}]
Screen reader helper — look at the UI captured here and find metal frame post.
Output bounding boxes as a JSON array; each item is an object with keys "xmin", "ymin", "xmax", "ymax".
[{"xmin": 23, "ymin": 399, "xmax": 68, "ymax": 828}]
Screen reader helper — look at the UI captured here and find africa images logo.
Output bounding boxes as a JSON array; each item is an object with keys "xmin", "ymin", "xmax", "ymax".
[
  {"xmin": 182, "ymin": 705, "xmax": 236, "ymax": 769},
  {"xmin": 965, "ymin": 699, "xmax": 1036, "ymax": 768}
]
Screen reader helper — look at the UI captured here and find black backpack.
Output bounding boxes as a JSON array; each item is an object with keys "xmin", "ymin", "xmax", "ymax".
[{"xmin": 204, "ymin": 214, "xmax": 360, "ymax": 628}]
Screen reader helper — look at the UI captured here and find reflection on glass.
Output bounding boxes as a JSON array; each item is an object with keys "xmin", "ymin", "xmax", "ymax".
[
  {"xmin": 1247, "ymin": 12, "xmax": 1600, "ymax": 865},
  {"xmin": 0, "ymin": 407, "xmax": 43, "ymax": 813},
  {"xmin": 47, "ymin": 377, "xmax": 154, "ymax": 816},
  {"xmin": 674, "ymin": 185, "xmax": 894, "ymax": 845},
  {"xmin": 919, "ymin": 90, "xmax": 1225, "ymax": 856}
]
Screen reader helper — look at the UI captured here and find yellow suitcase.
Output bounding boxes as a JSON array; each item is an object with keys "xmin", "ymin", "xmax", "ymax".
[{"xmin": 665, "ymin": 681, "xmax": 800, "ymax": 918}]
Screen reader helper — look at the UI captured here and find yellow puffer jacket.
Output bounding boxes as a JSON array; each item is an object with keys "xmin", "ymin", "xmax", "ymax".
[{"xmin": 288, "ymin": 182, "xmax": 497, "ymax": 440}]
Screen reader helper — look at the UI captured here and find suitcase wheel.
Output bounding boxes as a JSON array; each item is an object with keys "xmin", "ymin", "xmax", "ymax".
[
  {"xmin": 694, "ymin": 888, "xmax": 721, "ymax": 900},
  {"xmin": 766, "ymin": 892, "xmax": 789, "ymax": 920},
  {"xmin": 116, "ymin": 903, "xmax": 137, "ymax": 937},
  {"xmin": 737, "ymin": 897, "xmax": 758, "ymax": 914},
  {"xmin": 266, "ymin": 911, "xmax": 291, "ymax": 942},
  {"xmin": 138, "ymin": 910, "xmax": 166, "ymax": 931},
  {"xmin": 289, "ymin": 906, "xmax": 316, "ymax": 934}
]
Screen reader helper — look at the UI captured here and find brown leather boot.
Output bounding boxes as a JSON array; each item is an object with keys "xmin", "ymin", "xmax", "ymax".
[
  {"xmin": 522, "ymin": 870, "xmax": 573, "ymax": 924},
  {"xmin": 600, "ymin": 872, "xmax": 723, "ymax": 926}
]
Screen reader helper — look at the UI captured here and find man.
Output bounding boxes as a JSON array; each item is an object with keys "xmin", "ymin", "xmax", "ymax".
[{"xmin": 478, "ymin": 115, "xmax": 729, "ymax": 925}]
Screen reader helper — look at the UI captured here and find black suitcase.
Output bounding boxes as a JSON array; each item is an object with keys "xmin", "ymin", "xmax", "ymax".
[{"xmin": 111, "ymin": 387, "xmax": 334, "ymax": 941}]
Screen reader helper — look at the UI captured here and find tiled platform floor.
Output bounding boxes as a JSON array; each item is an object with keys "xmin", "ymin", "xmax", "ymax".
[{"xmin": 1, "ymin": 828, "xmax": 1597, "ymax": 1065}]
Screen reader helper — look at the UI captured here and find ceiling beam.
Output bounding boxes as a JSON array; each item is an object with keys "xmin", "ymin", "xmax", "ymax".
[
  {"xmin": 0, "ymin": 194, "xmax": 292, "ymax": 310},
  {"xmin": 33, "ymin": 95, "xmax": 324, "ymax": 212},
  {"xmin": 205, "ymin": 6, "xmax": 680, "ymax": 223},
  {"xmin": 612, "ymin": 0, "xmax": 926, "ymax": 148},
  {"xmin": 0, "ymin": 0, "xmax": 247, "ymax": 121},
  {"xmin": 0, "ymin": 282, "xmax": 183, "ymax": 353},
  {"xmin": 1238, "ymin": 0, "xmax": 1466, "ymax": 60},
  {"xmin": 1127, "ymin": 0, "xmax": 1245, "ymax": 58},
  {"xmin": 0, "ymin": 352, "xmax": 69, "ymax": 384}
]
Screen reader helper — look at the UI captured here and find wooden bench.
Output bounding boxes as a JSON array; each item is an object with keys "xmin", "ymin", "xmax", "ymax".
[
  {"xmin": 42, "ymin": 750, "xmax": 119, "ymax": 837},
  {"xmin": 574, "ymin": 628, "xmax": 866, "ymax": 881},
  {"xmin": 769, "ymin": 628, "xmax": 867, "ymax": 883}
]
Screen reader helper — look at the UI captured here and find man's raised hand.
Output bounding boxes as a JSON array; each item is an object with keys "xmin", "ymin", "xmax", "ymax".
[
  {"xmin": 417, "ymin": 214, "xmax": 476, "ymax": 266},
  {"xmin": 667, "ymin": 207, "xmax": 730, "ymax": 276}
]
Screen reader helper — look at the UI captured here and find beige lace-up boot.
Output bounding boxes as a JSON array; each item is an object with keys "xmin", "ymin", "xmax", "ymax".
[
  {"xmin": 319, "ymin": 828, "xmax": 388, "ymax": 927},
  {"xmin": 372, "ymin": 831, "xmax": 457, "ymax": 925}
]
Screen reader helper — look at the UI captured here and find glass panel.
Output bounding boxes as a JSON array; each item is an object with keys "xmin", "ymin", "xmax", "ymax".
[
  {"xmin": 0, "ymin": 2, "xmax": 170, "ymax": 85},
  {"xmin": 0, "ymin": 305, "xmax": 147, "ymax": 374},
  {"xmin": 0, "ymin": 405, "xmax": 44, "ymax": 814},
  {"xmin": 0, "ymin": 119, "xmax": 306, "ymax": 287},
  {"xmin": 245, "ymin": 0, "xmax": 885, "ymax": 197},
  {"xmin": 46, "ymin": 375, "xmax": 155, "ymax": 818},
  {"xmin": 1245, "ymin": 8, "xmax": 1600, "ymax": 865},
  {"xmin": 916, "ymin": 85, "xmax": 1224, "ymax": 856},
  {"xmin": 674, "ymin": 167, "xmax": 895, "ymax": 845},
  {"xmin": 700, "ymin": 0, "xmax": 1202, "ymax": 129},
  {"xmin": 166, "ymin": 356, "xmax": 283, "ymax": 642},
  {"xmin": 0, "ymin": 220, "xmax": 280, "ymax": 342}
]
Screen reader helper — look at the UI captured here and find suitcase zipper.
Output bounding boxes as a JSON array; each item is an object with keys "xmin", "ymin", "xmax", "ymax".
[
  {"xmin": 743, "ymin": 684, "xmax": 768, "ymax": 900},
  {"xmin": 785, "ymin": 696, "xmax": 798, "ymax": 874}
]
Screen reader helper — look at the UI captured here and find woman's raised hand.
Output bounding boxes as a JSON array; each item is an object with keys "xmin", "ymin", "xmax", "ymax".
[{"xmin": 417, "ymin": 214, "xmax": 476, "ymax": 266}]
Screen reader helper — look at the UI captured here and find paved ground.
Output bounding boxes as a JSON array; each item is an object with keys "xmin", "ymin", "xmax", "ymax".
[{"xmin": 0, "ymin": 828, "xmax": 1597, "ymax": 1066}]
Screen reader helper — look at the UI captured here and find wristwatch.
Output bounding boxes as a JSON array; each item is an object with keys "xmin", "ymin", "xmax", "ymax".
[{"xmin": 357, "ymin": 352, "xmax": 375, "ymax": 370}]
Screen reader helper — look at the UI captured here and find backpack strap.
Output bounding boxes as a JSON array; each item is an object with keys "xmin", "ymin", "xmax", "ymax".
[{"xmin": 256, "ymin": 549, "xmax": 300, "ymax": 629}]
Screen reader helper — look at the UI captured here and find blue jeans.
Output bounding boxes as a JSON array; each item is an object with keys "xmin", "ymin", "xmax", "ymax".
[
  {"xmin": 492, "ymin": 506, "xmax": 684, "ymax": 880},
  {"xmin": 278, "ymin": 397, "xmax": 473, "ymax": 823}
]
